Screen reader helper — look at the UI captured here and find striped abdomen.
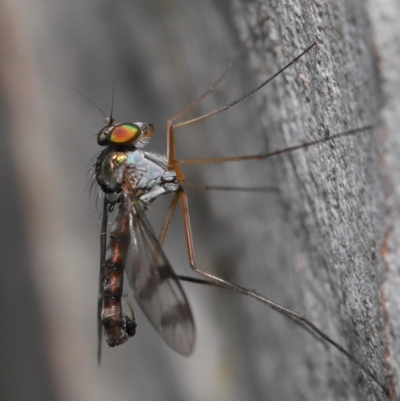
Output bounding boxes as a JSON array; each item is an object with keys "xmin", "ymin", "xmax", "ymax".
[{"xmin": 101, "ymin": 198, "xmax": 136, "ymax": 346}]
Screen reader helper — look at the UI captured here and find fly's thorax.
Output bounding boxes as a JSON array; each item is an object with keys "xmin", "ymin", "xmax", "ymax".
[
  {"xmin": 126, "ymin": 150, "xmax": 180, "ymax": 205},
  {"xmin": 95, "ymin": 146, "xmax": 180, "ymax": 205},
  {"xmin": 96, "ymin": 147, "xmax": 127, "ymax": 194}
]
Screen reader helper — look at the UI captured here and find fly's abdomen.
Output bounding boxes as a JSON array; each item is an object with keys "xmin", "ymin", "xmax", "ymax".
[{"xmin": 101, "ymin": 201, "xmax": 136, "ymax": 347}]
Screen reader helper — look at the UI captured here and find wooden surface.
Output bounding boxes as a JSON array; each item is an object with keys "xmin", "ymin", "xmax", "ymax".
[
  {"xmin": 366, "ymin": 0, "xmax": 400, "ymax": 398},
  {"xmin": 0, "ymin": 0, "xmax": 398, "ymax": 400}
]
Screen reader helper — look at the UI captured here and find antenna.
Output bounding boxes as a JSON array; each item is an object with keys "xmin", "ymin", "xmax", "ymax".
[
  {"xmin": 53, "ymin": 81, "xmax": 108, "ymax": 121},
  {"xmin": 109, "ymin": 73, "xmax": 117, "ymax": 125}
]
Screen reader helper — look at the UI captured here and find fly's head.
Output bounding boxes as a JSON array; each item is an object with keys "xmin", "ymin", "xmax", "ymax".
[
  {"xmin": 94, "ymin": 120, "xmax": 154, "ymax": 194},
  {"xmin": 97, "ymin": 120, "xmax": 154, "ymax": 149}
]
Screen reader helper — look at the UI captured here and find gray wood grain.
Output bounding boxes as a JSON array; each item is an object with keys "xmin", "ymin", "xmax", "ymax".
[
  {"xmin": 366, "ymin": 0, "xmax": 400, "ymax": 398},
  {"xmin": 0, "ymin": 0, "xmax": 397, "ymax": 400},
  {"xmin": 229, "ymin": 1, "xmax": 388, "ymax": 400}
]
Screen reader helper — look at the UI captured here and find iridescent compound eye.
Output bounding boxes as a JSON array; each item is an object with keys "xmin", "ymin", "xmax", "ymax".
[{"xmin": 109, "ymin": 123, "xmax": 142, "ymax": 144}]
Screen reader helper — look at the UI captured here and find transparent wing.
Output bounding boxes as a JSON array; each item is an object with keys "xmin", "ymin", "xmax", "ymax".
[{"xmin": 123, "ymin": 193, "xmax": 195, "ymax": 355}]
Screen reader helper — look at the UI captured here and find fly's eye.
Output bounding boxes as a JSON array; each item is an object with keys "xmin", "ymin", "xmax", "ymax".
[
  {"xmin": 97, "ymin": 126, "xmax": 111, "ymax": 146},
  {"xmin": 144, "ymin": 123, "xmax": 154, "ymax": 138},
  {"xmin": 109, "ymin": 123, "xmax": 142, "ymax": 144}
]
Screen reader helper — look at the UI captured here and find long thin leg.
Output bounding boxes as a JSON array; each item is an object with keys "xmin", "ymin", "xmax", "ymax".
[
  {"xmin": 167, "ymin": 42, "xmax": 316, "ymax": 170},
  {"xmin": 176, "ymin": 126, "xmax": 373, "ymax": 165},
  {"xmin": 174, "ymin": 43, "xmax": 316, "ymax": 130},
  {"xmin": 157, "ymin": 192, "xmax": 180, "ymax": 247},
  {"xmin": 177, "ymin": 189, "xmax": 387, "ymax": 393},
  {"xmin": 156, "ymin": 196, "xmax": 240, "ymax": 285},
  {"xmin": 171, "ymin": 16, "xmax": 267, "ymax": 122},
  {"xmin": 144, "ymin": 193, "xmax": 181, "ymax": 273},
  {"xmin": 183, "ymin": 182, "xmax": 279, "ymax": 193},
  {"xmin": 175, "ymin": 275, "xmax": 217, "ymax": 286},
  {"xmin": 175, "ymin": 274, "xmax": 330, "ymax": 345}
]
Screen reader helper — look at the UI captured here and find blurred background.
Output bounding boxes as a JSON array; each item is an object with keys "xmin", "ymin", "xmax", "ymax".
[
  {"xmin": 0, "ymin": 1, "xmax": 291, "ymax": 400},
  {"xmin": 0, "ymin": 0, "xmax": 392, "ymax": 400}
]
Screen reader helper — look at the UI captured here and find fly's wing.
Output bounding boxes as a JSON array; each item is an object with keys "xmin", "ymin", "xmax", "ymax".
[{"xmin": 123, "ymin": 194, "xmax": 195, "ymax": 355}]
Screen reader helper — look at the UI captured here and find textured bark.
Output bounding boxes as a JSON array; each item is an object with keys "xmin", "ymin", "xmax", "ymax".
[{"xmin": 0, "ymin": 0, "xmax": 398, "ymax": 400}]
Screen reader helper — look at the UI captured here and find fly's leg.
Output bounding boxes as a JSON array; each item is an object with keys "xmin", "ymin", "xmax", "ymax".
[
  {"xmin": 170, "ymin": 16, "xmax": 268, "ymax": 122},
  {"xmin": 175, "ymin": 126, "xmax": 373, "ymax": 166},
  {"xmin": 122, "ymin": 295, "xmax": 137, "ymax": 338},
  {"xmin": 147, "ymin": 192, "xmax": 181, "ymax": 274},
  {"xmin": 170, "ymin": 43, "xmax": 316, "ymax": 135},
  {"xmin": 157, "ymin": 192, "xmax": 180, "ymax": 246},
  {"xmin": 183, "ymin": 182, "xmax": 279, "ymax": 193},
  {"xmin": 163, "ymin": 30, "xmax": 382, "ymax": 391},
  {"xmin": 167, "ymin": 42, "xmax": 316, "ymax": 175},
  {"xmin": 155, "ymin": 192, "xmax": 228, "ymax": 290},
  {"xmin": 152, "ymin": 190, "xmax": 387, "ymax": 392},
  {"xmin": 177, "ymin": 188, "xmax": 388, "ymax": 394}
]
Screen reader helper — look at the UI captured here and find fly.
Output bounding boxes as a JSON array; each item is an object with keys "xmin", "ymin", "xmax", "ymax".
[
  {"xmin": 96, "ymin": 123, "xmax": 195, "ymax": 354},
  {"xmin": 89, "ymin": 35, "xmax": 387, "ymax": 393}
]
